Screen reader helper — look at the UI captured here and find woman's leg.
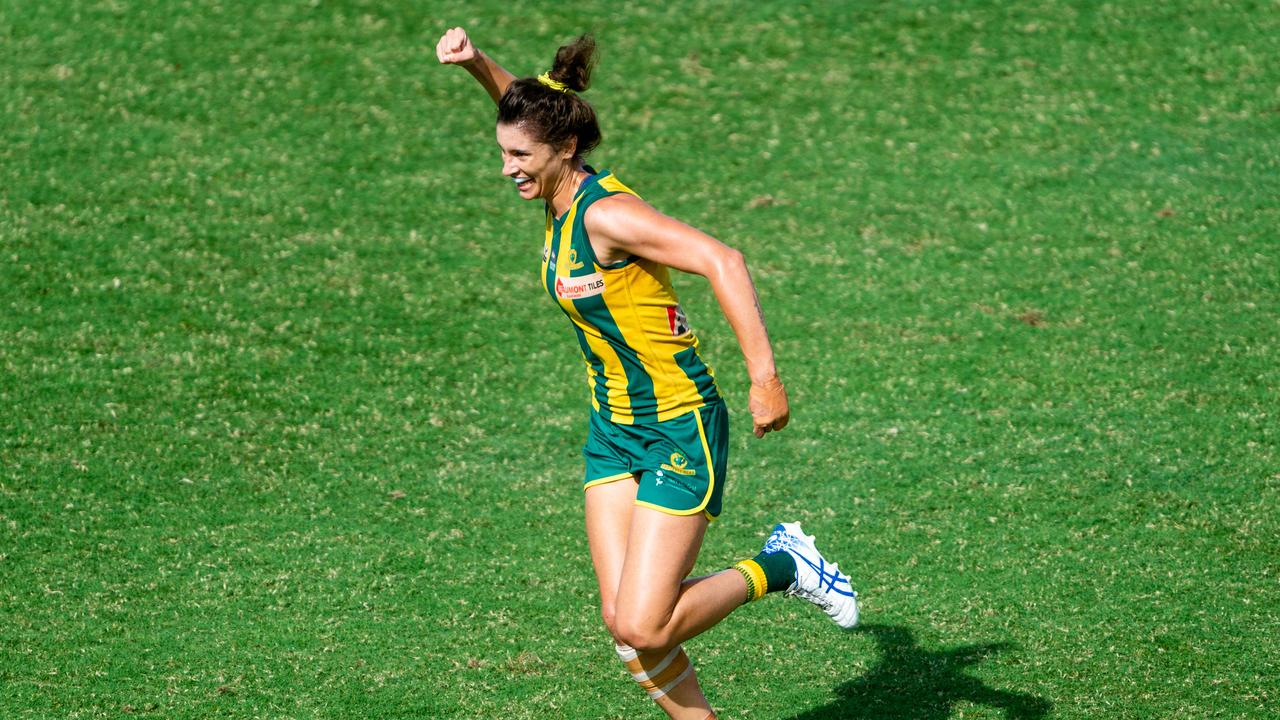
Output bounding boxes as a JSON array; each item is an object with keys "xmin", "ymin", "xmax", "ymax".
[
  {"xmin": 584, "ymin": 480, "xmax": 638, "ymax": 639},
  {"xmin": 586, "ymin": 481, "xmax": 726, "ymax": 719},
  {"xmin": 612, "ymin": 507, "xmax": 748, "ymax": 653}
]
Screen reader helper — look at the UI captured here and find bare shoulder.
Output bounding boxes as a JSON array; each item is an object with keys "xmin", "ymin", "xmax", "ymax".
[
  {"xmin": 582, "ymin": 192, "xmax": 656, "ymax": 234},
  {"xmin": 581, "ymin": 193, "xmax": 670, "ymax": 264},
  {"xmin": 581, "ymin": 190, "xmax": 725, "ymax": 272}
]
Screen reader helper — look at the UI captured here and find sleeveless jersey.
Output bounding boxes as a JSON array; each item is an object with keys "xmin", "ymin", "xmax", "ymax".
[{"xmin": 542, "ymin": 170, "xmax": 719, "ymax": 425}]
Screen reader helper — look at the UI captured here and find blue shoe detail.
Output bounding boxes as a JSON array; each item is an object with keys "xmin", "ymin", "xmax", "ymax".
[{"xmin": 766, "ymin": 522, "xmax": 860, "ymax": 628}]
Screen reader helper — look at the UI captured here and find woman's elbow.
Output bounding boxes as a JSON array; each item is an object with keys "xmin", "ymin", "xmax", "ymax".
[{"xmin": 714, "ymin": 246, "xmax": 747, "ymax": 278}]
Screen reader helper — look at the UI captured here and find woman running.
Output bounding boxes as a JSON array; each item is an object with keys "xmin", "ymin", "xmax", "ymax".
[{"xmin": 435, "ymin": 27, "xmax": 858, "ymax": 720}]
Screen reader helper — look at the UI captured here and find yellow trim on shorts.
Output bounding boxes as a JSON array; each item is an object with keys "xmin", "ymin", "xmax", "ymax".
[
  {"xmin": 632, "ymin": 504, "xmax": 719, "ymax": 521},
  {"xmin": 584, "ymin": 471, "xmax": 635, "ymax": 490},
  {"xmin": 696, "ymin": 408, "xmax": 715, "ymax": 487},
  {"xmin": 632, "ymin": 408, "xmax": 717, "ymax": 517}
]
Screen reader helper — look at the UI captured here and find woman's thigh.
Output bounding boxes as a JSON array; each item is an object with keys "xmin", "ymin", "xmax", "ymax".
[
  {"xmin": 585, "ymin": 478, "xmax": 640, "ymax": 634},
  {"xmin": 613, "ymin": 506, "xmax": 708, "ymax": 627}
]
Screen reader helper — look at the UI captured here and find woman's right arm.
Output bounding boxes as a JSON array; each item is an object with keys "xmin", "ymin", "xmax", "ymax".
[{"xmin": 435, "ymin": 27, "xmax": 516, "ymax": 104}]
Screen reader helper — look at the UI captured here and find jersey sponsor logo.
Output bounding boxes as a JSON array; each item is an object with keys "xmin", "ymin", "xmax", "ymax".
[
  {"xmin": 555, "ymin": 272, "xmax": 606, "ymax": 300},
  {"xmin": 660, "ymin": 451, "xmax": 697, "ymax": 476},
  {"xmin": 667, "ymin": 305, "xmax": 691, "ymax": 337}
]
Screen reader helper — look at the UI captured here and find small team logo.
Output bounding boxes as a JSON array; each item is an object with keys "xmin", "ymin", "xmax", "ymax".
[
  {"xmin": 667, "ymin": 305, "xmax": 691, "ymax": 337},
  {"xmin": 567, "ymin": 248, "xmax": 585, "ymax": 271},
  {"xmin": 660, "ymin": 451, "xmax": 697, "ymax": 476}
]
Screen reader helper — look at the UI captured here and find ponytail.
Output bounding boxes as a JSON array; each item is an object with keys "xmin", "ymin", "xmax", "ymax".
[
  {"xmin": 547, "ymin": 34, "xmax": 596, "ymax": 93},
  {"xmin": 497, "ymin": 35, "xmax": 602, "ymax": 158}
]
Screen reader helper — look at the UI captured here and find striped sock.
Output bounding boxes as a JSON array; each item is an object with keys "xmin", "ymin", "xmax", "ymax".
[
  {"xmin": 732, "ymin": 550, "xmax": 796, "ymax": 603},
  {"xmin": 616, "ymin": 644, "xmax": 695, "ymax": 700}
]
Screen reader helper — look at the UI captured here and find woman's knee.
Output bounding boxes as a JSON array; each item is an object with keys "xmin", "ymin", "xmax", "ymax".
[
  {"xmin": 613, "ymin": 615, "xmax": 672, "ymax": 653},
  {"xmin": 600, "ymin": 601, "xmax": 620, "ymax": 638}
]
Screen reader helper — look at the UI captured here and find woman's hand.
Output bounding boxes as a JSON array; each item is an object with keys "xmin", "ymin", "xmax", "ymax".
[
  {"xmin": 436, "ymin": 26, "xmax": 479, "ymax": 65},
  {"xmin": 749, "ymin": 375, "xmax": 790, "ymax": 438}
]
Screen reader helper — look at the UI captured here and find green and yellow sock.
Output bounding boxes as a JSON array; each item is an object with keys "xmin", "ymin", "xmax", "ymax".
[{"xmin": 731, "ymin": 550, "xmax": 796, "ymax": 603}]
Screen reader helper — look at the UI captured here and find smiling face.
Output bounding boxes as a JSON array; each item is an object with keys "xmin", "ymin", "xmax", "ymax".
[{"xmin": 496, "ymin": 122, "xmax": 577, "ymax": 202}]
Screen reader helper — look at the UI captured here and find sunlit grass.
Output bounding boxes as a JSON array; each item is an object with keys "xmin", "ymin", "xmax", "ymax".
[{"xmin": 2, "ymin": 1, "xmax": 1277, "ymax": 717}]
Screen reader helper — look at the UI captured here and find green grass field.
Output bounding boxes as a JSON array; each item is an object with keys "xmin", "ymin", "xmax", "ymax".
[{"xmin": 3, "ymin": 1, "xmax": 1278, "ymax": 717}]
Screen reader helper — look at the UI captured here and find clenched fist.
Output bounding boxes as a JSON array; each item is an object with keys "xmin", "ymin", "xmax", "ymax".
[
  {"xmin": 435, "ymin": 26, "xmax": 478, "ymax": 65},
  {"xmin": 749, "ymin": 376, "xmax": 790, "ymax": 438}
]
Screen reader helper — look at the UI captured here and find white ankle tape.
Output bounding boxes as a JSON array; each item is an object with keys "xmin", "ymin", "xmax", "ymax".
[{"xmin": 615, "ymin": 643, "xmax": 693, "ymax": 699}]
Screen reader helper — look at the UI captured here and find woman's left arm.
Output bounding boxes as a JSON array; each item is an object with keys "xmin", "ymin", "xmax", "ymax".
[{"xmin": 585, "ymin": 195, "xmax": 790, "ymax": 438}]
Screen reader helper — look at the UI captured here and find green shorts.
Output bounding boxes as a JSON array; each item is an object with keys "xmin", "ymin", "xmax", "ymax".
[{"xmin": 582, "ymin": 401, "xmax": 730, "ymax": 520}]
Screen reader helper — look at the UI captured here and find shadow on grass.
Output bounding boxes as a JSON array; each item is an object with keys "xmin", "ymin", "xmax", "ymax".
[{"xmin": 787, "ymin": 624, "xmax": 1052, "ymax": 720}]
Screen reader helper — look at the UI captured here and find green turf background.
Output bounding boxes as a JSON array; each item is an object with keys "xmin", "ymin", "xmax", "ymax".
[{"xmin": 2, "ymin": 1, "xmax": 1277, "ymax": 717}]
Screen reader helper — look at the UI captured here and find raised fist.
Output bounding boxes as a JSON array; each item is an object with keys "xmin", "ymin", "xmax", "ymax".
[{"xmin": 435, "ymin": 26, "xmax": 478, "ymax": 65}]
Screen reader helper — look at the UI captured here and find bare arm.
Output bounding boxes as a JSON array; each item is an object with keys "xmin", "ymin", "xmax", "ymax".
[
  {"xmin": 435, "ymin": 27, "xmax": 516, "ymax": 104},
  {"xmin": 585, "ymin": 196, "xmax": 791, "ymax": 438}
]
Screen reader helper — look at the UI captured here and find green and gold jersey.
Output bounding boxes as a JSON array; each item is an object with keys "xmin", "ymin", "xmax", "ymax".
[{"xmin": 542, "ymin": 170, "xmax": 719, "ymax": 424}]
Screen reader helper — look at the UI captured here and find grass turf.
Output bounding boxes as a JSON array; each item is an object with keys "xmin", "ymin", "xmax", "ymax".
[{"xmin": 2, "ymin": 0, "xmax": 1277, "ymax": 717}]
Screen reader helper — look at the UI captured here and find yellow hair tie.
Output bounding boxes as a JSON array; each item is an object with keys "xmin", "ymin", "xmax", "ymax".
[{"xmin": 537, "ymin": 72, "xmax": 570, "ymax": 93}]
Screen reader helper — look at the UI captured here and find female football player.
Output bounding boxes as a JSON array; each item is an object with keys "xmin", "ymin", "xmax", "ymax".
[{"xmin": 436, "ymin": 27, "xmax": 858, "ymax": 720}]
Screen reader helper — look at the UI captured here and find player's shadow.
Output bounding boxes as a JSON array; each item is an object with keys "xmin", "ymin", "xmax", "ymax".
[{"xmin": 787, "ymin": 624, "xmax": 1052, "ymax": 720}]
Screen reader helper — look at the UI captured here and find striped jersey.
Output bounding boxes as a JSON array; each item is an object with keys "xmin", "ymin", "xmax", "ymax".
[{"xmin": 542, "ymin": 169, "xmax": 719, "ymax": 424}]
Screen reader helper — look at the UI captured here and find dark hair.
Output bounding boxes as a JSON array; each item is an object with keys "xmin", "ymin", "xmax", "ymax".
[{"xmin": 497, "ymin": 34, "xmax": 601, "ymax": 158}]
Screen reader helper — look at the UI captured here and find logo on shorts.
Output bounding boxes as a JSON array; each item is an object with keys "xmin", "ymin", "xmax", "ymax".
[
  {"xmin": 555, "ymin": 272, "xmax": 606, "ymax": 300},
  {"xmin": 660, "ymin": 451, "xmax": 697, "ymax": 476}
]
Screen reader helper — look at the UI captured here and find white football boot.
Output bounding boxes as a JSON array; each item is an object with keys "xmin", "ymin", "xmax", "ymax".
[{"xmin": 764, "ymin": 522, "xmax": 859, "ymax": 629}]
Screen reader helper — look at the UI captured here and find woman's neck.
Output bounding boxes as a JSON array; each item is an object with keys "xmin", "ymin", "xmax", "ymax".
[{"xmin": 548, "ymin": 162, "xmax": 590, "ymax": 217}]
